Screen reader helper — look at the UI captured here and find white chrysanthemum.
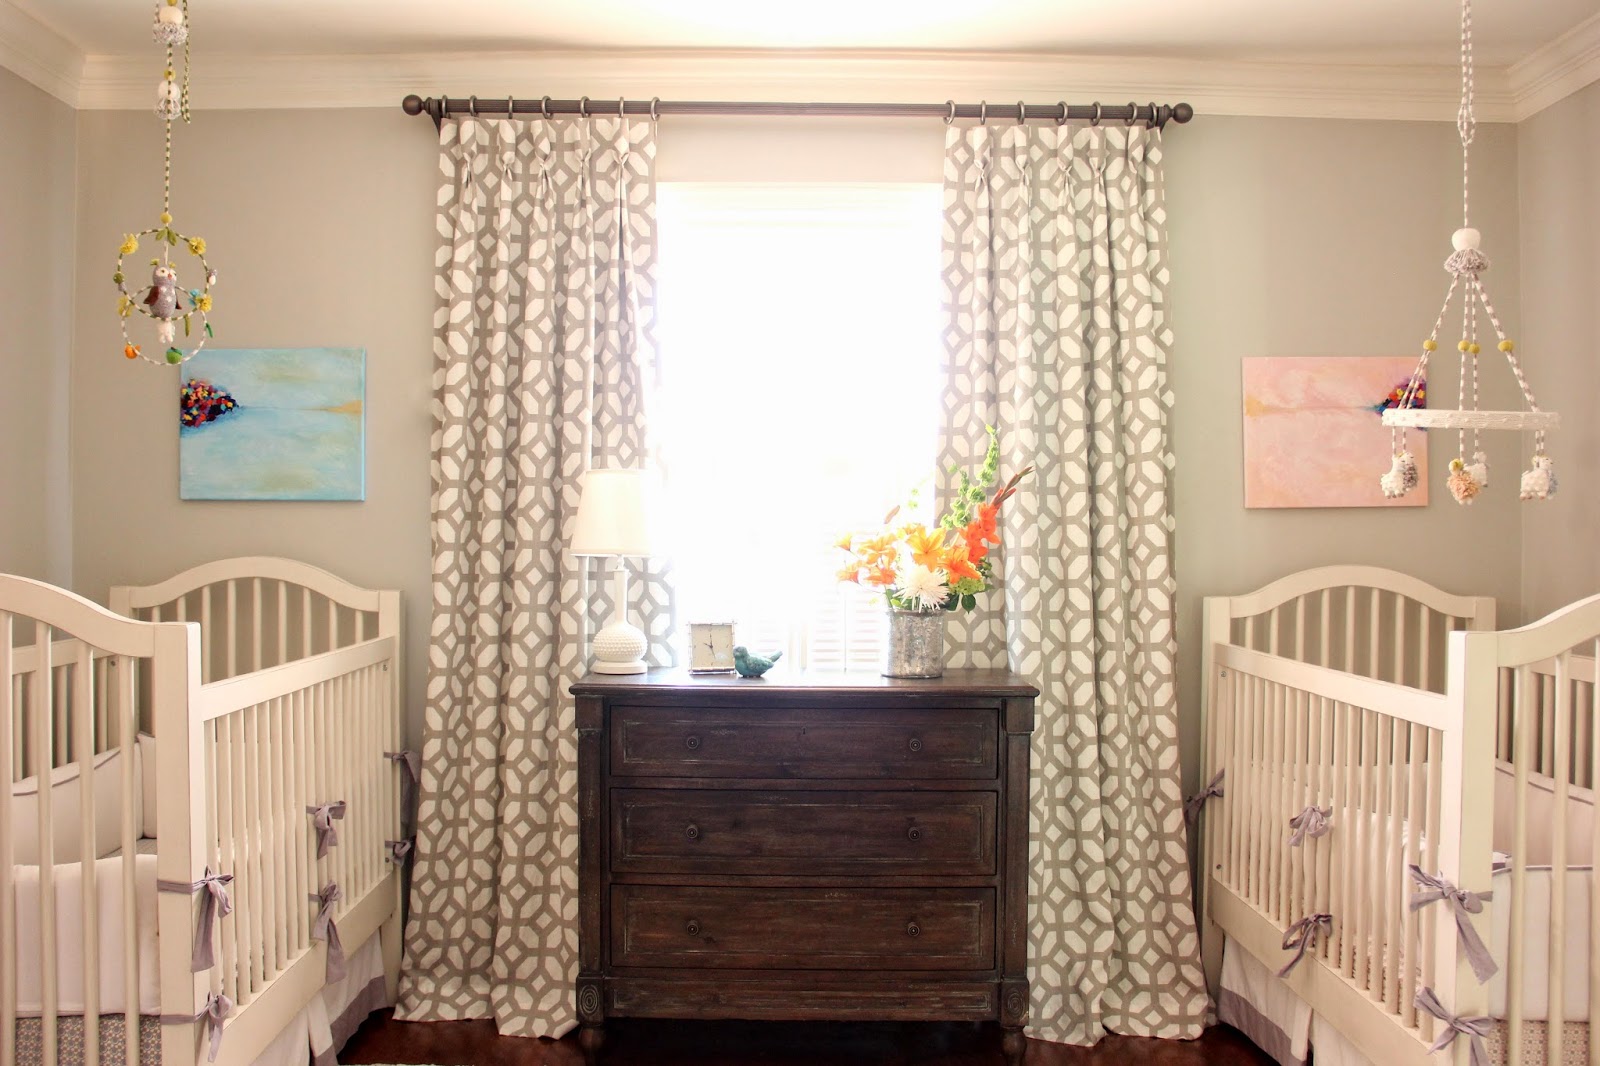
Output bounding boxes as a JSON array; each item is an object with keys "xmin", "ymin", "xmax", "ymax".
[{"xmin": 897, "ymin": 562, "xmax": 949, "ymax": 610}]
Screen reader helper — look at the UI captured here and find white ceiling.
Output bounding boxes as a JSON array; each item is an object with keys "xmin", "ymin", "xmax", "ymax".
[{"xmin": 13, "ymin": 0, "xmax": 1599, "ymax": 67}]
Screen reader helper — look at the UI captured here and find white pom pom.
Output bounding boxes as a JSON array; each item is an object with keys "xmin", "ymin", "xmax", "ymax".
[
  {"xmin": 157, "ymin": 3, "xmax": 185, "ymax": 25},
  {"xmin": 156, "ymin": 320, "xmax": 176, "ymax": 344},
  {"xmin": 1452, "ymin": 227, "xmax": 1481, "ymax": 252},
  {"xmin": 1466, "ymin": 451, "xmax": 1489, "ymax": 488}
]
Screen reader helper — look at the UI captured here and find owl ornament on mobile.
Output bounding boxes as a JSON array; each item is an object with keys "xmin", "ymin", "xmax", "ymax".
[{"xmin": 113, "ymin": 0, "xmax": 218, "ymax": 367}]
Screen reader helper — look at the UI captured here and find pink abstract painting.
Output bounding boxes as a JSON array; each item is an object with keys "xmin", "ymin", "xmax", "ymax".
[{"xmin": 1242, "ymin": 356, "xmax": 1428, "ymax": 508}]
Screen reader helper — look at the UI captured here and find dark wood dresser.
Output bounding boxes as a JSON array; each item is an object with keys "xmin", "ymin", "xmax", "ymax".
[{"xmin": 569, "ymin": 669, "xmax": 1037, "ymax": 1064}]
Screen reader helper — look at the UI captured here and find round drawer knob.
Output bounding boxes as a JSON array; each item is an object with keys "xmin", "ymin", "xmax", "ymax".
[
  {"xmin": 685, "ymin": 823, "xmax": 700, "ymax": 840},
  {"xmin": 684, "ymin": 735, "xmax": 702, "ymax": 751},
  {"xmin": 685, "ymin": 919, "xmax": 702, "ymax": 936},
  {"xmin": 906, "ymin": 921, "xmax": 921, "ymax": 937},
  {"xmin": 906, "ymin": 826, "xmax": 922, "ymax": 842},
  {"xmin": 907, "ymin": 737, "xmax": 923, "ymax": 753}
]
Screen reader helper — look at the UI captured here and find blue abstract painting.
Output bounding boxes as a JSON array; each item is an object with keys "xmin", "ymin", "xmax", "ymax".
[{"xmin": 179, "ymin": 348, "xmax": 365, "ymax": 501}]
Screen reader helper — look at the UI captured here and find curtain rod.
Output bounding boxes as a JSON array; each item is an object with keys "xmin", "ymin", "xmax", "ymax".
[{"xmin": 400, "ymin": 95, "xmax": 1194, "ymax": 131}]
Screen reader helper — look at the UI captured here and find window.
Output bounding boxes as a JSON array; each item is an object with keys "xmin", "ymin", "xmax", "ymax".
[{"xmin": 656, "ymin": 182, "xmax": 943, "ymax": 671}]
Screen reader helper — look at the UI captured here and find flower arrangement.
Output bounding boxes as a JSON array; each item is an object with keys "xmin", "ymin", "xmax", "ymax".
[{"xmin": 835, "ymin": 427, "xmax": 1030, "ymax": 613}]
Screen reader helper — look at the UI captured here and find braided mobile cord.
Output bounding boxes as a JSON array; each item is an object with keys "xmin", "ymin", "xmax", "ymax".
[
  {"xmin": 1458, "ymin": 0, "xmax": 1475, "ymax": 226},
  {"xmin": 1472, "ymin": 282, "xmax": 1546, "ymax": 452},
  {"xmin": 1458, "ymin": 299, "xmax": 1471, "ymax": 460}
]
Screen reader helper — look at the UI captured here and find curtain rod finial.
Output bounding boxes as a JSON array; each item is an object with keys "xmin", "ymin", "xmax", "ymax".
[
  {"xmin": 1171, "ymin": 102, "xmax": 1194, "ymax": 124},
  {"xmin": 402, "ymin": 94, "xmax": 426, "ymax": 116}
]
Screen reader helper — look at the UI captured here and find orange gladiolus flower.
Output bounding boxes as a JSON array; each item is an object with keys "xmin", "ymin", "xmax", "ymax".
[
  {"xmin": 834, "ymin": 533, "xmax": 854, "ymax": 552},
  {"xmin": 943, "ymin": 546, "xmax": 981, "ymax": 584},
  {"xmin": 865, "ymin": 565, "xmax": 897, "ymax": 588},
  {"xmin": 836, "ymin": 564, "xmax": 862, "ymax": 583}
]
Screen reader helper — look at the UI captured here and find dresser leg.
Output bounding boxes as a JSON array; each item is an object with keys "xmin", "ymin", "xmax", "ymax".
[
  {"xmin": 1001, "ymin": 1025, "xmax": 1025, "ymax": 1066},
  {"xmin": 579, "ymin": 1022, "xmax": 605, "ymax": 1065}
]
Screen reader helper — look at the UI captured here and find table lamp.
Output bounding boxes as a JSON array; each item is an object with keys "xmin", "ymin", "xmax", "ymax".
[{"xmin": 569, "ymin": 467, "xmax": 662, "ymax": 674}]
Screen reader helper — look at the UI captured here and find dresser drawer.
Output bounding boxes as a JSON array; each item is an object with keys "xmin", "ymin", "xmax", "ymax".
[
  {"xmin": 612, "ymin": 789, "xmax": 997, "ymax": 876},
  {"xmin": 609, "ymin": 706, "xmax": 997, "ymax": 780},
  {"xmin": 612, "ymin": 886, "xmax": 995, "ymax": 970}
]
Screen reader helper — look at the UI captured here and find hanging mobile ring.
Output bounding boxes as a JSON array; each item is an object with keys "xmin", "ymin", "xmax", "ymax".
[
  {"xmin": 944, "ymin": 100, "xmax": 956, "ymax": 125},
  {"xmin": 1016, "ymin": 101, "xmax": 1026, "ymax": 125},
  {"xmin": 650, "ymin": 97, "xmax": 660, "ymax": 122},
  {"xmin": 1124, "ymin": 101, "xmax": 1139, "ymax": 125},
  {"xmin": 978, "ymin": 100, "xmax": 987, "ymax": 125},
  {"xmin": 579, "ymin": 96, "xmax": 590, "ymax": 118},
  {"xmin": 1056, "ymin": 101, "xmax": 1068, "ymax": 126},
  {"xmin": 1090, "ymin": 101, "xmax": 1101, "ymax": 126},
  {"xmin": 540, "ymin": 95, "xmax": 551, "ymax": 119}
]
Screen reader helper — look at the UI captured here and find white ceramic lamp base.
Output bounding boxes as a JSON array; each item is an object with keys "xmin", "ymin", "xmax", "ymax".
[{"xmin": 591, "ymin": 618, "xmax": 648, "ymax": 674}]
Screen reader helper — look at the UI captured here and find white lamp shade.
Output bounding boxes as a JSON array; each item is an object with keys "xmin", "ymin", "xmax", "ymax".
[{"xmin": 569, "ymin": 467, "xmax": 664, "ymax": 558}]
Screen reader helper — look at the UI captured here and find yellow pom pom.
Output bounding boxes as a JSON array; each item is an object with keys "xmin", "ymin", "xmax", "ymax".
[
  {"xmin": 159, "ymin": 212, "xmax": 172, "ymax": 225},
  {"xmin": 186, "ymin": 236, "xmax": 206, "ymax": 256},
  {"xmin": 118, "ymin": 234, "xmax": 138, "ymax": 255},
  {"xmin": 1457, "ymin": 339, "xmax": 1470, "ymax": 352},
  {"xmin": 1422, "ymin": 339, "xmax": 1437, "ymax": 351},
  {"xmin": 1499, "ymin": 339, "xmax": 1514, "ymax": 352},
  {"xmin": 195, "ymin": 294, "xmax": 213, "ymax": 313},
  {"xmin": 1468, "ymin": 342, "xmax": 1481, "ymax": 355}
]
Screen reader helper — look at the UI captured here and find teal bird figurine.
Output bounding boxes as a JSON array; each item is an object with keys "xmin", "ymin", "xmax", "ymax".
[{"xmin": 732, "ymin": 646, "xmax": 782, "ymax": 678}]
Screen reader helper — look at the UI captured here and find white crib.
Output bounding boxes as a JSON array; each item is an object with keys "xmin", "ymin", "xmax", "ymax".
[
  {"xmin": 1198, "ymin": 566, "xmax": 1600, "ymax": 1066},
  {"xmin": 3, "ymin": 557, "xmax": 405, "ymax": 1066}
]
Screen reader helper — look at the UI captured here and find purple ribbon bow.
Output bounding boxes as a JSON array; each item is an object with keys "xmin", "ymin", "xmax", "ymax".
[
  {"xmin": 386, "ymin": 838, "xmax": 414, "ymax": 864},
  {"xmin": 1409, "ymin": 865, "xmax": 1498, "ymax": 983},
  {"xmin": 306, "ymin": 800, "xmax": 347, "ymax": 858},
  {"xmin": 1184, "ymin": 770, "xmax": 1225, "ymax": 824},
  {"xmin": 1277, "ymin": 913, "xmax": 1333, "ymax": 977},
  {"xmin": 1288, "ymin": 805, "xmax": 1333, "ymax": 847},
  {"xmin": 162, "ymin": 991, "xmax": 233, "ymax": 1062},
  {"xmin": 1414, "ymin": 987, "xmax": 1492, "ymax": 1066},
  {"xmin": 310, "ymin": 881, "xmax": 347, "ymax": 983},
  {"xmin": 386, "ymin": 750, "xmax": 421, "ymax": 830},
  {"xmin": 156, "ymin": 867, "xmax": 234, "ymax": 971}
]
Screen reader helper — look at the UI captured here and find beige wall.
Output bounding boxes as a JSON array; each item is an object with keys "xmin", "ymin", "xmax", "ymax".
[
  {"xmin": 67, "ymin": 108, "xmax": 1526, "ymax": 769},
  {"xmin": 1163, "ymin": 117, "xmax": 1524, "ymax": 789},
  {"xmin": 71, "ymin": 109, "xmax": 438, "ymax": 742},
  {"xmin": 1, "ymin": 66, "xmax": 76, "ymax": 583},
  {"xmin": 1517, "ymin": 83, "xmax": 1600, "ymax": 621}
]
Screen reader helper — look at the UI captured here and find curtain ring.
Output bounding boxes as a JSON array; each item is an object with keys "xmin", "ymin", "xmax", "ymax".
[
  {"xmin": 506, "ymin": 96, "xmax": 515, "ymax": 118},
  {"xmin": 1147, "ymin": 101, "xmax": 1158, "ymax": 129},
  {"xmin": 579, "ymin": 96, "xmax": 590, "ymax": 118},
  {"xmin": 468, "ymin": 95, "xmax": 478, "ymax": 116},
  {"xmin": 540, "ymin": 95, "xmax": 551, "ymax": 119},
  {"xmin": 618, "ymin": 96, "xmax": 626, "ymax": 118},
  {"xmin": 1124, "ymin": 100, "xmax": 1139, "ymax": 125},
  {"xmin": 650, "ymin": 96, "xmax": 660, "ymax": 122},
  {"xmin": 1090, "ymin": 101, "xmax": 1102, "ymax": 126},
  {"xmin": 944, "ymin": 100, "xmax": 956, "ymax": 125},
  {"xmin": 1016, "ymin": 100, "xmax": 1025, "ymax": 125},
  {"xmin": 1056, "ymin": 101, "xmax": 1068, "ymax": 126},
  {"xmin": 979, "ymin": 100, "xmax": 987, "ymax": 125}
]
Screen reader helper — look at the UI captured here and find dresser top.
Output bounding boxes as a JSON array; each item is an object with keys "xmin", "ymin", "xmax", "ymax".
[{"xmin": 571, "ymin": 667, "xmax": 1037, "ymax": 699}]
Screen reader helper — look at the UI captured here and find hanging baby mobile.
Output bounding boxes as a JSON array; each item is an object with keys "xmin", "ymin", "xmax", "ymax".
[
  {"xmin": 1380, "ymin": 0, "xmax": 1558, "ymax": 504},
  {"xmin": 113, "ymin": 0, "xmax": 217, "ymax": 367}
]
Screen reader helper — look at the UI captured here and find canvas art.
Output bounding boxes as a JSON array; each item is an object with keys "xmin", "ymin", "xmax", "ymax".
[
  {"xmin": 179, "ymin": 348, "xmax": 365, "ymax": 501},
  {"xmin": 1242, "ymin": 356, "xmax": 1427, "ymax": 508}
]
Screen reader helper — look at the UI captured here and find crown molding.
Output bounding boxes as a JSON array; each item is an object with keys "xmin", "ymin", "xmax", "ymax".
[
  {"xmin": 68, "ymin": 47, "xmax": 1516, "ymax": 122},
  {"xmin": 1508, "ymin": 11, "xmax": 1600, "ymax": 120},
  {"xmin": 0, "ymin": 0, "xmax": 83, "ymax": 105}
]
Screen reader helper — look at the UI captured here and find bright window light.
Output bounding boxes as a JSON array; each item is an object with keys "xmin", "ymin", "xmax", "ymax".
[{"xmin": 656, "ymin": 182, "xmax": 943, "ymax": 672}]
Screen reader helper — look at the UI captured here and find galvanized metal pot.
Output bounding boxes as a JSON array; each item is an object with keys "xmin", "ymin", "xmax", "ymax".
[{"xmin": 883, "ymin": 609, "xmax": 945, "ymax": 678}]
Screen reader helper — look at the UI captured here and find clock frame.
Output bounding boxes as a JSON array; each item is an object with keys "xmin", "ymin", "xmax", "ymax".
[{"xmin": 688, "ymin": 621, "xmax": 736, "ymax": 673}]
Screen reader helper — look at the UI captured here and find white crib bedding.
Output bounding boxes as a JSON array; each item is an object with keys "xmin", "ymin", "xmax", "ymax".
[{"xmin": 11, "ymin": 930, "xmax": 390, "ymax": 1066}]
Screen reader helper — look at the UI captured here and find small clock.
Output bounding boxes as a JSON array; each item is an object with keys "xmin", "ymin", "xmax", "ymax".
[{"xmin": 688, "ymin": 622, "xmax": 736, "ymax": 673}]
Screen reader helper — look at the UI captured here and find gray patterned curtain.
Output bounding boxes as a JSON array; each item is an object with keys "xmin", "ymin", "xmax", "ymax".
[
  {"xmin": 939, "ymin": 122, "xmax": 1209, "ymax": 1044},
  {"xmin": 396, "ymin": 114, "xmax": 672, "ymax": 1037}
]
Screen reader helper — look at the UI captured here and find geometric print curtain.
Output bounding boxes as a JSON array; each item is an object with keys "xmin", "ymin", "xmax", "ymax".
[
  {"xmin": 396, "ymin": 113, "xmax": 673, "ymax": 1038},
  {"xmin": 938, "ymin": 121, "xmax": 1210, "ymax": 1045}
]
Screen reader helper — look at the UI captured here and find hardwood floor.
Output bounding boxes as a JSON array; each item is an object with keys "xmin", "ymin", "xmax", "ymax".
[{"xmin": 340, "ymin": 1011, "xmax": 1275, "ymax": 1066}]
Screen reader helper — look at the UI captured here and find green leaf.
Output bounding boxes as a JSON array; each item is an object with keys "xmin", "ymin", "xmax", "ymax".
[
  {"xmin": 962, "ymin": 594, "xmax": 977, "ymax": 611},
  {"xmin": 204, "ymin": 322, "xmax": 214, "ymax": 338},
  {"xmin": 183, "ymin": 315, "xmax": 191, "ymax": 336}
]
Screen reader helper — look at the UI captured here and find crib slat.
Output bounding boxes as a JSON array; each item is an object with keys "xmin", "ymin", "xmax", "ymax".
[
  {"xmin": 75, "ymin": 642, "xmax": 101, "ymax": 1066},
  {"xmin": 1319, "ymin": 591, "xmax": 1331, "ymax": 668},
  {"xmin": 227, "ymin": 579, "xmax": 239, "ymax": 680},
  {"xmin": 1548, "ymin": 652, "xmax": 1571, "ymax": 1063},
  {"xmin": 1327, "ymin": 698, "xmax": 1346, "ymax": 971},
  {"xmin": 1371, "ymin": 709, "xmax": 1393, "ymax": 998},
  {"xmin": 234, "ymin": 703, "xmax": 257, "ymax": 1001},
  {"xmin": 1394, "ymin": 593, "xmax": 1406, "ymax": 686},
  {"xmin": 245, "ymin": 700, "xmax": 265, "ymax": 996},
  {"xmin": 116, "ymin": 654, "xmax": 142, "ymax": 1066},
  {"xmin": 296, "ymin": 687, "xmax": 314, "ymax": 957},
  {"xmin": 1344, "ymin": 587, "xmax": 1356, "ymax": 673},
  {"xmin": 1368, "ymin": 588, "xmax": 1381, "ymax": 681},
  {"xmin": 215, "ymin": 716, "xmax": 239, "ymax": 1006},
  {"xmin": 0, "ymin": 612, "xmax": 15, "ymax": 1061},
  {"xmin": 1383, "ymin": 715, "xmax": 1404, "ymax": 1013},
  {"xmin": 278, "ymin": 581, "xmax": 289, "ymax": 667},
  {"xmin": 1250, "ymin": 675, "xmax": 1267, "ymax": 914},
  {"xmin": 1420, "ymin": 607, "xmax": 1434, "ymax": 693},
  {"xmin": 1508, "ymin": 664, "xmax": 1534, "ymax": 1066},
  {"xmin": 1422, "ymin": 725, "xmax": 1442, "ymax": 1044},
  {"xmin": 199, "ymin": 588, "xmax": 211, "ymax": 683},
  {"xmin": 1268, "ymin": 607, "xmax": 1280, "ymax": 657},
  {"xmin": 253, "ymin": 578, "xmax": 264, "ymax": 674},
  {"xmin": 1294, "ymin": 599, "xmax": 1306, "ymax": 663},
  {"xmin": 1400, "ymin": 721, "xmax": 1425, "ymax": 1029},
  {"xmin": 1354, "ymin": 707, "xmax": 1373, "ymax": 992},
  {"xmin": 303, "ymin": 588, "xmax": 314, "ymax": 659},
  {"xmin": 270, "ymin": 697, "xmax": 288, "ymax": 976},
  {"xmin": 33, "ymin": 622, "xmax": 58, "ymax": 1066},
  {"xmin": 1273, "ymin": 679, "xmax": 1289, "ymax": 923}
]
